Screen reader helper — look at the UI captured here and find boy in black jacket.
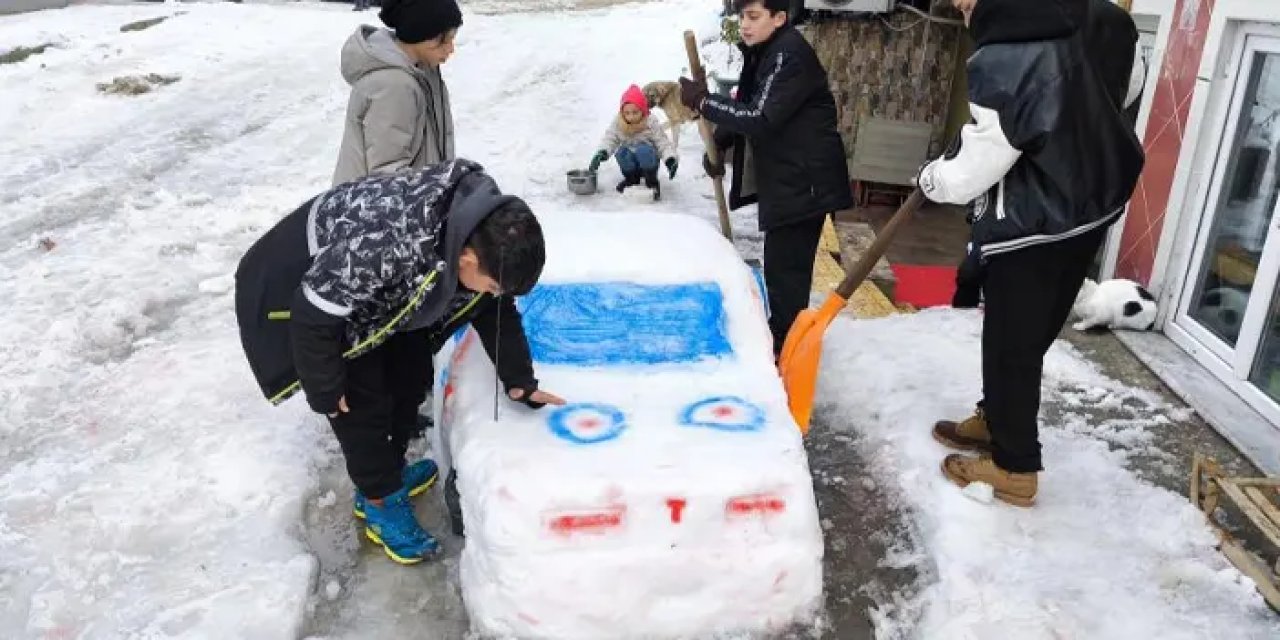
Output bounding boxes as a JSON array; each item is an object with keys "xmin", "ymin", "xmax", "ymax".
[
  {"xmin": 235, "ymin": 159, "xmax": 565, "ymax": 564},
  {"xmin": 920, "ymin": 0, "xmax": 1143, "ymax": 506},
  {"xmin": 678, "ymin": 0, "xmax": 852, "ymax": 356}
]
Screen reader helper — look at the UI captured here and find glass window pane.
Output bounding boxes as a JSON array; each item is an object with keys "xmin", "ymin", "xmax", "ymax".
[{"xmin": 1187, "ymin": 52, "xmax": 1280, "ymax": 346}]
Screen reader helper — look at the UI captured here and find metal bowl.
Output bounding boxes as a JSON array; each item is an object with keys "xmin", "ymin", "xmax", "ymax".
[{"xmin": 566, "ymin": 169, "xmax": 598, "ymax": 195}]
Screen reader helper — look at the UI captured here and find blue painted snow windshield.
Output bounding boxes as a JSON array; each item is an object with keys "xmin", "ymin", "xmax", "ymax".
[{"xmin": 517, "ymin": 282, "xmax": 734, "ymax": 366}]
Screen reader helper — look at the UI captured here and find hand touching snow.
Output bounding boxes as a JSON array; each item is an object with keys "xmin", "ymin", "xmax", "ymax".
[
  {"xmin": 509, "ymin": 387, "xmax": 565, "ymax": 407},
  {"xmin": 327, "ymin": 396, "xmax": 350, "ymax": 418}
]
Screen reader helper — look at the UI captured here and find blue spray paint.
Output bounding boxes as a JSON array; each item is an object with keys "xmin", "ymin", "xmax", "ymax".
[
  {"xmin": 518, "ymin": 282, "xmax": 733, "ymax": 366},
  {"xmin": 744, "ymin": 259, "xmax": 770, "ymax": 317},
  {"xmin": 679, "ymin": 396, "xmax": 765, "ymax": 432},
  {"xmin": 547, "ymin": 403, "xmax": 628, "ymax": 445}
]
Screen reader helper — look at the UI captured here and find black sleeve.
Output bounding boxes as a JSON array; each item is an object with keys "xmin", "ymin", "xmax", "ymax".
[
  {"xmin": 289, "ymin": 287, "xmax": 347, "ymax": 415},
  {"xmin": 701, "ymin": 50, "xmax": 818, "ymax": 137},
  {"xmin": 470, "ymin": 295, "xmax": 538, "ymax": 395},
  {"xmin": 712, "ymin": 124, "xmax": 734, "ymax": 151}
]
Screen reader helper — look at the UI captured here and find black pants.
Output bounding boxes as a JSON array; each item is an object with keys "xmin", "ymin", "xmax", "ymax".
[
  {"xmin": 764, "ymin": 214, "xmax": 828, "ymax": 355},
  {"xmin": 328, "ymin": 329, "xmax": 435, "ymax": 499},
  {"xmin": 981, "ymin": 228, "xmax": 1107, "ymax": 473}
]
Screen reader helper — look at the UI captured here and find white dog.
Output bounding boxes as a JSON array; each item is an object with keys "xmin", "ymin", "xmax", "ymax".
[{"xmin": 1072, "ymin": 278, "xmax": 1159, "ymax": 331}]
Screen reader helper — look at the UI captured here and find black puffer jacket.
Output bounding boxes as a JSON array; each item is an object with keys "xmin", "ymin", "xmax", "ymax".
[
  {"xmin": 234, "ymin": 159, "xmax": 537, "ymax": 414},
  {"xmin": 702, "ymin": 25, "xmax": 852, "ymax": 231},
  {"xmin": 917, "ymin": 0, "xmax": 1144, "ymax": 257}
]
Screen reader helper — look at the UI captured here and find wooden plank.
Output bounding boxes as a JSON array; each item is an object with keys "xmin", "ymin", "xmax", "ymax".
[
  {"xmin": 1220, "ymin": 537, "xmax": 1280, "ymax": 611},
  {"xmin": 1220, "ymin": 481, "xmax": 1280, "ymax": 544},
  {"xmin": 850, "ymin": 118, "xmax": 933, "ymax": 186},
  {"xmin": 1244, "ymin": 486, "xmax": 1280, "ymax": 535},
  {"xmin": 850, "ymin": 281, "xmax": 899, "ymax": 319}
]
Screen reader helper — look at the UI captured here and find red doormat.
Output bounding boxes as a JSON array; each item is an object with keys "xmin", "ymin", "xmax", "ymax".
[{"xmin": 890, "ymin": 264, "xmax": 957, "ymax": 309}]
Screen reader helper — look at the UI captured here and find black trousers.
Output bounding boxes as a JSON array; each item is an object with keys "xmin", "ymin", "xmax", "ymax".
[
  {"xmin": 981, "ymin": 228, "xmax": 1107, "ymax": 473},
  {"xmin": 328, "ymin": 329, "xmax": 435, "ymax": 499},
  {"xmin": 763, "ymin": 214, "xmax": 828, "ymax": 355}
]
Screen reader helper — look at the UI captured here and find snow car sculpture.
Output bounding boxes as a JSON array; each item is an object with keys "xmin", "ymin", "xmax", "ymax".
[{"xmin": 432, "ymin": 212, "xmax": 823, "ymax": 639}]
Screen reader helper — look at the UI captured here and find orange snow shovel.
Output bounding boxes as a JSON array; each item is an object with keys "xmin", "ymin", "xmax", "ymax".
[
  {"xmin": 780, "ymin": 188, "xmax": 925, "ymax": 434},
  {"xmin": 683, "ymin": 30, "xmax": 733, "ymax": 241}
]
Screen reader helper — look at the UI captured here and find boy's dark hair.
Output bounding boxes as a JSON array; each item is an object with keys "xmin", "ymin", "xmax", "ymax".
[
  {"xmin": 735, "ymin": 0, "xmax": 789, "ymax": 16},
  {"xmin": 467, "ymin": 198, "xmax": 545, "ymax": 296}
]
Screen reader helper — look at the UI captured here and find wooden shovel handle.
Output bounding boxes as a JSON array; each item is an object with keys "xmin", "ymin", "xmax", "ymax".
[
  {"xmin": 683, "ymin": 30, "xmax": 732, "ymax": 240},
  {"xmin": 835, "ymin": 189, "xmax": 925, "ymax": 300}
]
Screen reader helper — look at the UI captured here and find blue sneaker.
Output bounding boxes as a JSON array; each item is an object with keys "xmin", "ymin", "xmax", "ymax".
[
  {"xmin": 404, "ymin": 458, "xmax": 440, "ymax": 498},
  {"xmin": 362, "ymin": 487, "xmax": 440, "ymax": 565},
  {"xmin": 354, "ymin": 459, "xmax": 439, "ymax": 519}
]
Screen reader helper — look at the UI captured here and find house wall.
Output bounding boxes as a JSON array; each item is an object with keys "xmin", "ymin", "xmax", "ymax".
[
  {"xmin": 803, "ymin": 9, "xmax": 965, "ymax": 163},
  {"xmin": 1114, "ymin": 0, "xmax": 1280, "ymax": 307},
  {"xmin": 1113, "ymin": 0, "xmax": 1218, "ymax": 289}
]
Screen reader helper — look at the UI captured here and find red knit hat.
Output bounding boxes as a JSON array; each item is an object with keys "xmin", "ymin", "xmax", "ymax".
[{"xmin": 619, "ymin": 84, "xmax": 649, "ymax": 118}]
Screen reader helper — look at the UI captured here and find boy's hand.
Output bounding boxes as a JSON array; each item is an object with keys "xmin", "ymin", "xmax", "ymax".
[
  {"xmin": 665, "ymin": 157, "xmax": 679, "ymax": 180},
  {"xmin": 507, "ymin": 386, "xmax": 566, "ymax": 409},
  {"xmin": 588, "ymin": 150, "xmax": 608, "ymax": 173},
  {"xmin": 327, "ymin": 396, "xmax": 349, "ymax": 419},
  {"xmin": 702, "ymin": 152, "xmax": 725, "ymax": 178},
  {"xmin": 678, "ymin": 77, "xmax": 708, "ymax": 111}
]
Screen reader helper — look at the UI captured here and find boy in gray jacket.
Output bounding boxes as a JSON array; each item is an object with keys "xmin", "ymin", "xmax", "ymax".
[{"xmin": 333, "ymin": 0, "xmax": 462, "ymax": 185}]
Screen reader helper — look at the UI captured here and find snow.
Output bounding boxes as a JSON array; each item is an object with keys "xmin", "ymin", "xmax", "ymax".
[
  {"xmin": 815, "ymin": 310, "xmax": 1280, "ymax": 639},
  {"xmin": 0, "ymin": 1, "xmax": 742, "ymax": 637},
  {"xmin": 2, "ymin": 0, "xmax": 1279, "ymax": 638},
  {"xmin": 434, "ymin": 213, "xmax": 823, "ymax": 638}
]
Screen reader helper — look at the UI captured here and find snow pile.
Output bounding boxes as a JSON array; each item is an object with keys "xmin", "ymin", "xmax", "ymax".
[
  {"xmin": 0, "ymin": 3, "xmax": 365, "ymax": 637},
  {"xmin": 815, "ymin": 310, "xmax": 1280, "ymax": 639},
  {"xmin": 434, "ymin": 213, "xmax": 823, "ymax": 639},
  {"xmin": 0, "ymin": 0, "xmax": 748, "ymax": 636}
]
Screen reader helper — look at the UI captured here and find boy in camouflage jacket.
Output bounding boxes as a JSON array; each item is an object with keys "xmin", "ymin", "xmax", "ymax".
[{"xmin": 235, "ymin": 159, "xmax": 565, "ymax": 564}]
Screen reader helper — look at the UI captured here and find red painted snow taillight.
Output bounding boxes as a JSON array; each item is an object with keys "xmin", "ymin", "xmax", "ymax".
[
  {"xmin": 725, "ymin": 493, "xmax": 786, "ymax": 517},
  {"xmin": 546, "ymin": 506, "xmax": 626, "ymax": 536}
]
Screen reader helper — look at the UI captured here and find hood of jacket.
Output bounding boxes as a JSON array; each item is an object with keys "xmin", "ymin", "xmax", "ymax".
[
  {"xmin": 340, "ymin": 25, "xmax": 424, "ymax": 85},
  {"xmin": 968, "ymin": 0, "xmax": 1085, "ymax": 47},
  {"xmin": 408, "ymin": 171, "xmax": 521, "ymax": 329}
]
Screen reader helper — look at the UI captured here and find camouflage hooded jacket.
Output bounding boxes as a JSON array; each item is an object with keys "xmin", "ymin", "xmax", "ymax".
[{"xmin": 234, "ymin": 159, "xmax": 538, "ymax": 413}]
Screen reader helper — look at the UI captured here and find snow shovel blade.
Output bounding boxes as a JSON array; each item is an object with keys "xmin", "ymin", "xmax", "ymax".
[
  {"xmin": 779, "ymin": 189, "xmax": 925, "ymax": 434},
  {"xmin": 779, "ymin": 292, "xmax": 847, "ymax": 434}
]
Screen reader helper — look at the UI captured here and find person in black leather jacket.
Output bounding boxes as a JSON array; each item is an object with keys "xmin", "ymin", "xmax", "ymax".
[
  {"xmin": 678, "ymin": 0, "xmax": 852, "ymax": 356},
  {"xmin": 922, "ymin": 0, "xmax": 1145, "ymax": 507}
]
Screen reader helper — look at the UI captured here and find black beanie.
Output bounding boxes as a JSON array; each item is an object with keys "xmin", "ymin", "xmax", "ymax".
[{"xmin": 379, "ymin": 0, "xmax": 463, "ymax": 45}]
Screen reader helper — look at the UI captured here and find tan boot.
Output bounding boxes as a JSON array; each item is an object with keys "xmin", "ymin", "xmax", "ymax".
[
  {"xmin": 933, "ymin": 408, "xmax": 992, "ymax": 452},
  {"xmin": 941, "ymin": 454, "xmax": 1037, "ymax": 507}
]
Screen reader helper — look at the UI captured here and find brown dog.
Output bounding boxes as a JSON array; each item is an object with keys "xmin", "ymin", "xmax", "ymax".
[{"xmin": 642, "ymin": 81, "xmax": 700, "ymax": 149}]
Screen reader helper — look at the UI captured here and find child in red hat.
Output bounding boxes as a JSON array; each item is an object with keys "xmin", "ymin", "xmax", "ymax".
[{"xmin": 587, "ymin": 84, "xmax": 678, "ymax": 201}]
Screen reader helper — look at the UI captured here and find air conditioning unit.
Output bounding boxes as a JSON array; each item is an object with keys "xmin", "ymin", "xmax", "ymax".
[{"xmin": 804, "ymin": 0, "xmax": 895, "ymax": 12}]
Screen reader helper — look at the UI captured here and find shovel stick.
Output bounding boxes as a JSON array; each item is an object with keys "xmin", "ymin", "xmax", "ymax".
[{"xmin": 683, "ymin": 30, "xmax": 734, "ymax": 241}]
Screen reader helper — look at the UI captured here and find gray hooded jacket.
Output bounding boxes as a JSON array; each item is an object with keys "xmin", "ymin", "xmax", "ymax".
[{"xmin": 332, "ymin": 26, "xmax": 455, "ymax": 186}]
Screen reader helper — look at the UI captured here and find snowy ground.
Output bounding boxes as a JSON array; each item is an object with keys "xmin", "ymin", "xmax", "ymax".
[
  {"xmin": 816, "ymin": 311, "xmax": 1280, "ymax": 639},
  {"xmin": 1, "ymin": 1, "xmax": 1278, "ymax": 638}
]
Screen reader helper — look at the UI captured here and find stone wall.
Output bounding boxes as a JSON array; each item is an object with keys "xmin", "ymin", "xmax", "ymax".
[{"xmin": 803, "ymin": 10, "xmax": 965, "ymax": 162}]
